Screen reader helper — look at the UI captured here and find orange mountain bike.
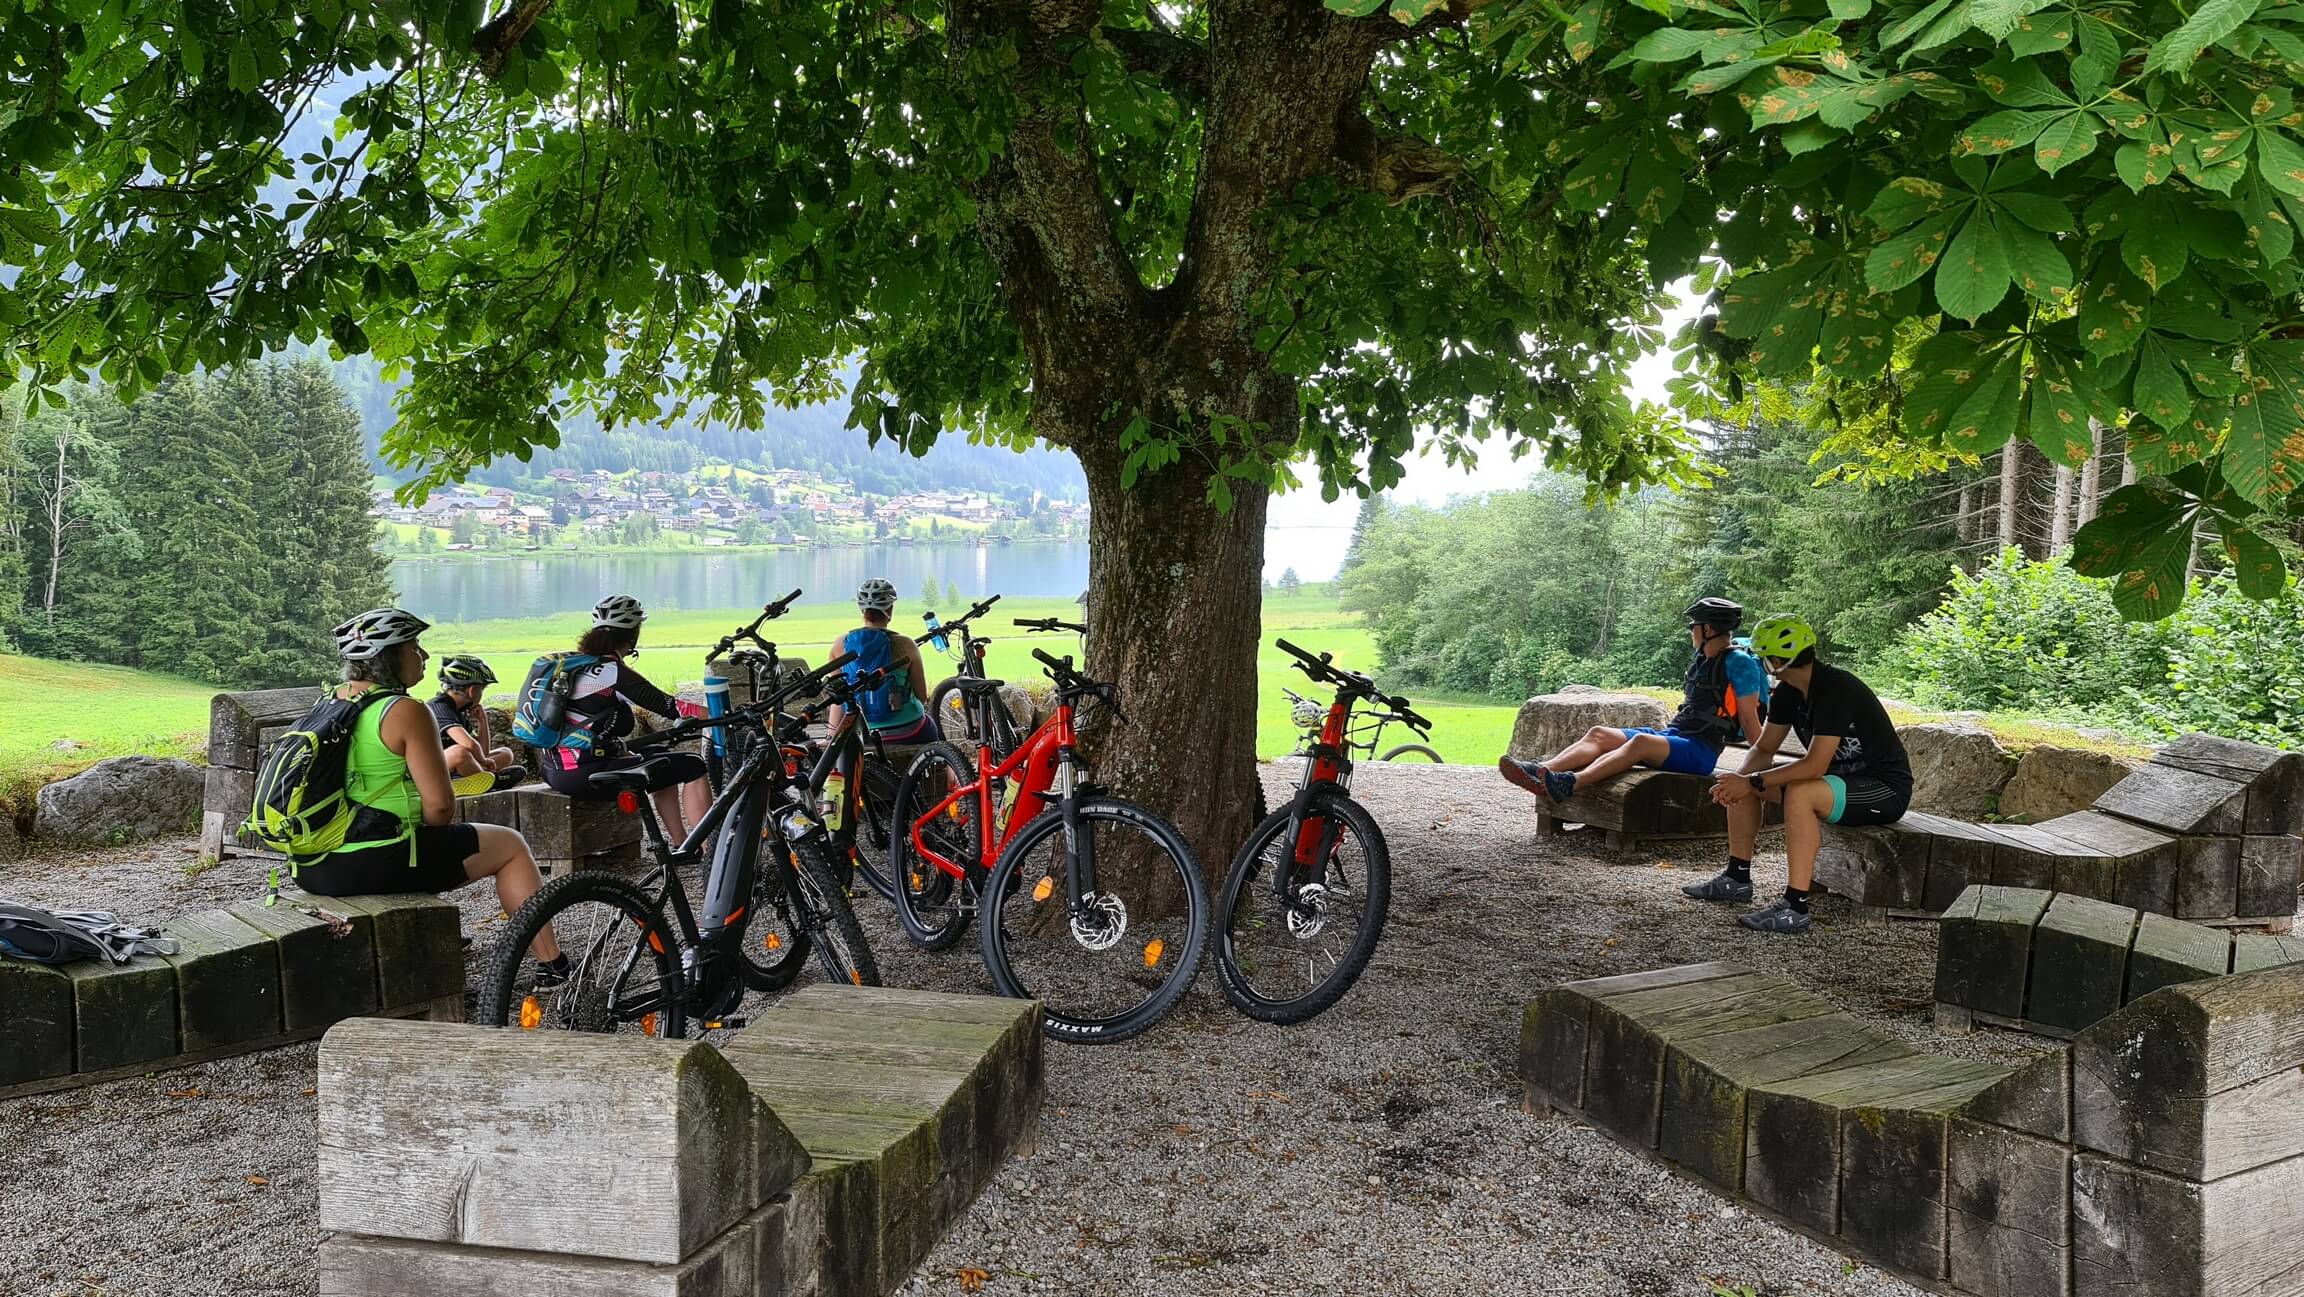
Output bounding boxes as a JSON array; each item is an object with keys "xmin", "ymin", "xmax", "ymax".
[{"xmin": 887, "ymin": 629, "xmax": 1208, "ymax": 1043}]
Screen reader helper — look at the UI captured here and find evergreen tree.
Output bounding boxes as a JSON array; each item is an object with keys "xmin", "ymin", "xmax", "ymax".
[
  {"xmin": 1341, "ymin": 495, "xmax": 1384, "ymax": 576},
  {"xmin": 1277, "ymin": 567, "xmax": 1302, "ymax": 595}
]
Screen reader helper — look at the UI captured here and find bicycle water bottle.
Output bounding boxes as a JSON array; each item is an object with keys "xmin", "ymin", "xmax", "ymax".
[
  {"xmin": 922, "ymin": 610, "xmax": 947, "ymax": 653},
  {"xmin": 821, "ymin": 770, "xmax": 846, "ymax": 833},
  {"xmin": 703, "ymin": 671, "xmax": 730, "ymax": 759}
]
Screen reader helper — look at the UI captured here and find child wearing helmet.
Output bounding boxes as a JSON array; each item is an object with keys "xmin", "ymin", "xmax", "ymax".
[
  {"xmin": 1695, "ymin": 615, "xmax": 1914, "ymax": 934},
  {"xmin": 828, "ymin": 578, "xmax": 940, "ymax": 746},
  {"xmin": 430, "ymin": 655, "xmax": 525, "ymax": 784},
  {"xmin": 1499, "ymin": 597, "xmax": 1769, "ymax": 804},
  {"xmin": 537, "ymin": 596, "xmax": 712, "ymax": 841},
  {"xmin": 303, "ymin": 609, "xmax": 568, "ymax": 982}
]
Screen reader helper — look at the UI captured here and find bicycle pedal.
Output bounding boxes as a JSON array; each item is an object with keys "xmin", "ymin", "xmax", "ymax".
[{"xmin": 702, "ymin": 1017, "xmax": 749, "ymax": 1031}]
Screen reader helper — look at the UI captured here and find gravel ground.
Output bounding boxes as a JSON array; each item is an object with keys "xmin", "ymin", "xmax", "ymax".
[{"xmin": 2, "ymin": 762, "xmax": 2056, "ymax": 1297}]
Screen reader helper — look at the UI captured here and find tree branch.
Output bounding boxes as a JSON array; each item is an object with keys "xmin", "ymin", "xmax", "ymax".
[
  {"xmin": 1106, "ymin": 26, "xmax": 1208, "ymax": 96},
  {"xmin": 1332, "ymin": 108, "xmax": 1463, "ymax": 205},
  {"xmin": 473, "ymin": 0, "xmax": 553, "ymax": 78}
]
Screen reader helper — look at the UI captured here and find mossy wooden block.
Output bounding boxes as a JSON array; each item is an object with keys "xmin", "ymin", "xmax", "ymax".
[
  {"xmin": 64, "ymin": 955, "xmax": 178, "ymax": 1074},
  {"xmin": 1835, "ymin": 1059, "xmax": 2007, "ymax": 1279},
  {"xmin": 159, "ymin": 909, "xmax": 280, "ymax": 1051},
  {"xmin": 318, "ymin": 892, "xmax": 463, "ymax": 1008},
  {"xmin": 1747, "ymin": 1053, "xmax": 2004, "ymax": 1240},
  {"xmin": 1947, "ymin": 1117, "xmax": 2071, "ymax": 1297},
  {"xmin": 1960, "ymin": 1048, "xmax": 2071, "ymax": 1141},
  {"xmin": 0, "ymin": 959, "xmax": 74, "ymax": 1086},
  {"xmin": 785, "ymin": 1157, "xmax": 879, "ymax": 1297},
  {"xmin": 2126, "ymin": 912, "xmax": 2232, "ymax": 1005},
  {"xmin": 228, "ymin": 899, "xmax": 378, "ymax": 1031},
  {"xmin": 2028, "ymin": 893, "xmax": 2138, "ymax": 1034},
  {"xmin": 1521, "ymin": 989, "xmax": 1589, "ymax": 1112},
  {"xmin": 1659, "ymin": 1013, "xmax": 1914, "ymax": 1194}
]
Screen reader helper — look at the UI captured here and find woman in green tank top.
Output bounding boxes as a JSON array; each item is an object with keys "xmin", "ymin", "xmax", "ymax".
[{"xmin": 298, "ymin": 609, "xmax": 565, "ymax": 979}]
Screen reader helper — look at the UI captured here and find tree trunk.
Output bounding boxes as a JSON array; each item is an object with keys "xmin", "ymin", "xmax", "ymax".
[
  {"xmin": 1997, "ymin": 442, "xmax": 2021, "ymax": 554},
  {"xmin": 44, "ymin": 430, "xmax": 66, "ymax": 616},
  {"xmin": 1075, "ymin": 443, "xmax": 1269, "ymax": 901},
  {"xmin": 2050, "ymin": 464, "xmax": 2075, "ymax": 551},
  {"xmin": 1956, "ymin": 481, "xmax": 1976, "ymax": 545},
  {"xmin": 2078, "ymin": 418, "xmax": 2106, "ymax": 526}
]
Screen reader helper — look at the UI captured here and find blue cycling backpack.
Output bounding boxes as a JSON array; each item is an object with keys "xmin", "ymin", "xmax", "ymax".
[
  {"xmin": 512, "ymin": 652, "xmax": 604, "ymax": 750},
  {"xmin": 841, "ymin": 628, "xmax": 923, "ymax": 731}
]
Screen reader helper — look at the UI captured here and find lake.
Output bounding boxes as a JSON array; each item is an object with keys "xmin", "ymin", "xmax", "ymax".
[{"xmin": 392, "ymin": 522, "xmax": 1356, "ymax": 622}]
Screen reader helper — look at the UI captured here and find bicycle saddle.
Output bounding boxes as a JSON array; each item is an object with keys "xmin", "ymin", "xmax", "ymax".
[
  {"xmin": 587, "ymin": 753, "xmax": 706, "ymax": 794},
  {"xmin": 954, "ymin": 677, "xmax": 1008, "ymax": 695}
]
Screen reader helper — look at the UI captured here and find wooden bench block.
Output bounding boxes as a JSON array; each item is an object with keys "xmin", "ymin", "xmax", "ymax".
[
  {"xmin": 1986, "ymin": 825, "xmax": 2064, "ymax": 892},
  {"xmin": 229, "ymin": 900, "xmax": 379, "ymax": 1031},
  {"xmin": 64, "ymin": 955, "xmax": 178, "ymax": 1074},
  {"xmin": 318, "ymin": 1200, "xmax": 782, "ymax": 1297},
  {"xmin": 2068, "ymin": 1151, "xmax": 2304, "ymax": 1297},
  {"xmin": 1960, "ymin": 1047, "xmax": 2073, "ymax": 1142},
  {"xmin": 159, "ymin": 909, "xmax": 281, "ymax": 1051},
  {"xmin": 200, "ymin": 766, "xmax": 265, "ymax": 853},
  {"xmin": 2238, "ymin": 836, "xmax": 2301, "ymax": 921},
  {"xmin": 1522, "ymin": 989, "xmax": 1591, "ymax": 1112},
  {"xmin": 2152, "ymin": 734, "xmax": 2304, "ymax": 836},
  {"xmin": 1815, "ymin": 815, "xmax": 1940, "ymax": 910},
  {"xmin": 535, "ymin": 840, "xmax": 644, "ymax": 879},
  {"xmin": 1923, "ymin": 820, "xmax": 2011, "ymax": 914},
  {"xmin": 457, "ymin": 788, "xmax": 521, "ymax": 828},
  {"xmin": 2177, "ymin": 838, "xmax": 2242, "ymax": 920},
  {"xmin": 2028, "ymin": 893, "xmax": 2138, "ymax": 1035},
  {"xmin": 2038, "ymin": 811, "xmax": 2182, "ymax": 914},
  {"xmin": 512, "ymin": 786, "xmax": 641, "ymax": 859},
  {"xmin": 318, "ymin": 893, "xmax": 465, "ymax": 1009},
  {"xmin": 1658, "ymin": 1013, "xmax": 1913, "ymax": 1194},
  {"xmin": 1745, "ymin": 1052, "xmax": 2004, "ymax": 1247},
  {"xmin": 319, "ymin": 1020, "xmax": 762, "ymax": 1265},
  {"xmin": 0, "ymin": 960, "xmax": 74, "ymax": 1087},
  {"xmin": 208, "ymin": 686, "xmax": 322, "ymax": 771},
  {"xmin": 1948, "ymin": 1118, "xmax": 2071, "ymax": 1297},
  {"xmin": 2072, "ymin": 962, "xmax": 2304, "ymax": 1181},
  {"xmin": 2127, "ymin": 912, "xmax": 2233, "ymax": 1004},
  {"xmin": 1581, "ymin": 971, "xmax": 1837, "ymax": 1148},
  {"xmin": 2095, "ymin": 762, "xmax": 2249, "ymax": 837},
  {"xmin": 2229, "ymin": 932, "xmax": 2304, "ymax": 973},
  {"xmin": 1937, "ymin": 885, "xmax": 2052, "ymax": 1020}
]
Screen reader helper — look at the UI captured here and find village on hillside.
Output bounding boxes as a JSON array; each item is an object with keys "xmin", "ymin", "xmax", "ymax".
[{"xmin": 375, "ymin": 464, "xmax": 1091, "ymax": 552}]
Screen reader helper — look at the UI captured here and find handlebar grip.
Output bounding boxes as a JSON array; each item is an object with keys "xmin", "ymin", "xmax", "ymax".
[
  {"xmin": 975, "ymin": 594, "xmax": 1002, "ymax": 612},
  {"xmin": 1031, "ymin": 647, "xmax": 1067, "ymax": 671}
]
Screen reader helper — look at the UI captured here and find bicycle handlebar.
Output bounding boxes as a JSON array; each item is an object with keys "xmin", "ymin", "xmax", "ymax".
[
  {"xmin": 1273, "ymin": 638, "xmax": 1429, "ymax": 733},
  {"xmin": 709, "ymin": 590, "xmax": 804, "ymax": 659},
  {"xmin": 638, "ymin": 651, "xmax": 858, "ymax": 748},
  {"xmin": 1015, "ymin": 617, "xmax": 1088, "ymax": 635}
]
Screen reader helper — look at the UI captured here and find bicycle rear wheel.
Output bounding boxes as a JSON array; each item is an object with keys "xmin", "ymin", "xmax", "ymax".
[
  {"xmin": 846, "ymin": 754, "xmax": 904, "ymax": 901},
  {"xmin": 478, "ymin": 872, "xmax": 687, "ymax": 1039},
  {"xmin": 790, "ymin": 835, "xmax": 882, "ymax": 987},
  {"xmin": 1379, "ymin": 743, "xmax": 1442, "ymax": 763},
  {"xmin": 929, "ymin": 679, "xmax": 977, "ymax": 744},
  {"xmin": 1215, "ymin": 789, "xmax": 1391, "ymax": 1024},
  {"xmin": 888, "ymin": 741, "xmax": 982, "ymax": 951},
  {"xmin": 979, "ymin": 799, "xmax": 1208, "ymax": 1043},
  {"xmin": 739, "ymin": 839, "xmax": 813, "ymax": 992}
]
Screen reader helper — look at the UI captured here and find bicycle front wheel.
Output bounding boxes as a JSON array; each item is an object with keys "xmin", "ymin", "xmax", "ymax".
[
  {"xmin": 1215, "ymin": 789, "xmax": 1391, "ymax": 1024},
  {"xmin": 846, "ymin": 754, "xmax": 904, "ymax": 901},
  {"xmin": 478, "ymin": 872, "xmax": 688, "ymax": 1039},
  {"xmin": 980, "ymin": 799, "xmax": 1209, "ymax": 1043},
  {"xmin": 888, "ymin": 741, "xmax": 982, "ymax": 951},
  {"xmin": 791, "ymin": 835, "xmax": 883, "ymax": 987}
]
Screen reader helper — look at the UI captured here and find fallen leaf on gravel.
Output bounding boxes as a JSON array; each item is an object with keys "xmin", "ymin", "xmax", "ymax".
[
  {"xmin": 165, "ymin": 1088, "xmax": 202, "ymax": 1099},
  {"xmin": 243, "ymin": 1175, "xmax": 269, "ymax": 1187},
  {"xmin": 954, "ymin": 1266, "xmax": 990, "ymax": 1293},
  {"xmin": 1172, "ymin": 1123, "xmax": 1193, "ymax": 1136},
  {"xmin": 303, "ymin": 1088, "xmax": 318, "ymax": 1097},
  {"xmin": 1602, "ymin": 937, "xmax": 1618, "ymax": 947}
]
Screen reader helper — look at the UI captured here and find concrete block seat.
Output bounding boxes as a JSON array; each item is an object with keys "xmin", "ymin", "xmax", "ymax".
[
  {"xmin": 317, "ymin": 985, "xmax": 1042, "ymax": 1297},
  {"xmin": 1523, "ymin": 959, "xmax": 2304, "ymax": 1297},
  {"xmin": 0, "ymin": 891, "xmax": 463, "ymax": 1100},
  {"xmin": 1935, "ymin": 883, "xmax": 2304, "ymax": 1039},
  {"xmin": 1533, "ymin": 748, "xmax": 1792, "ymax": 851},
  {"xmin": 1817, "ymin": 733, "xmax": 2304, "ymax": 926}
]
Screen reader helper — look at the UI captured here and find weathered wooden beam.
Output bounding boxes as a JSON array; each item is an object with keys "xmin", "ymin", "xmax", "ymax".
[
  {"xmin": 229, "ymin": 900, "xmax": 380, "ymax": 1031},
  {"xmin": 63, "ymin": 955, "xmax": 177, "ymax": 1074},
  {"xmin": 1947, "ymin": 1117, "xmax": 2071, "ymax": 1297},
  {"xmin": 2229, "ymin": 931, "xmax": 2304, "ymax": 974},
  {"xmin": 208, "ymin": 687, "xmax": 322, "ymax": 771},
  {"xmin": 2176, "ymin": 837, "xmax": 2242, "ymax": 921},
  {"xmin": 318, "ymin": 1200, "xmax": 783, "ymax": 1297},
  {"xmin": 2094, "ymin": 762, "xmax": 2248, "ymax": 837},
  {"xmin": 511, "ymin": 786, "xmax": 641, "ymax": 859},
  {"xmin": 2069, "ymin": 1151, "xmax": 2304, "ymax": 1297},
  {"xmin": 2237, "ymin": 835, "xmax": 2301, "ymax": 922},
  {"xmin": 317, "ymin": 1019, "xmax": 775, "ymax": 1265},
  {"xmin": 1961, "ymin": 1048, "xmax": 2072, "ymax": 1142},
  {"xmin": 2126, "ymin": 911, "xmax": 2233, "ymax": 1005},
  {"xmin": 158, "ymin": 909, "xmax": 281, "ymax": 1052},
  {"xmin": 1660, "ymin": 1013, "xmax": 1912, "ymax": 1195},
  {"xmin": 1581, "ymin": 972, "xmax": 1839, "ymax": 1148},
  {"xmin": 2028, "ymin": 893, "xmax": 2138, "ymax": 1035},
  {"xmin": 312, "ymin": 892, "xmax": 465, "ymax": 1010},
  {"xmin": 1936, "ymin": 885, "xmax": 2051, "ymax": 1021},
  {"xmin": 0, "ymin": 959, "xmax": 73, "ymax": 1087}
]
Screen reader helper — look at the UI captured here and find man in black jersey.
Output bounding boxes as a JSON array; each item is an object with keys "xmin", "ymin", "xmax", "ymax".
[
  {"xmin": 431, "ymin": 655, "xmax": 526, "ymax": 786},
  {"xmin": 1698, "ymin": 616, "xmax": 1912, "ymax": 934}
]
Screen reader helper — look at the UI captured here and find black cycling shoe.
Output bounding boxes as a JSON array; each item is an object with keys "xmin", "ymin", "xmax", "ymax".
[
  {"xmin": 532, "ymin": 956, "xmax": 573, "ymax": 991},
  {"xmin": 490, "ymin": 765, "xmax": 530, "ymax": 792},
  {"xmin": 1681, "ymin": 870, "xmax": 1755, "ymax": 903},
  {"xmin": 1738, "ymin": 900, "xmax": 1813, "ymax": 934}
]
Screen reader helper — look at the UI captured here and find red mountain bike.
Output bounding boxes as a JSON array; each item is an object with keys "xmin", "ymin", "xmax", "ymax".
[
  {"xmin": 887, "ymin": 629, "xmax": 1208, "ymax": 1043},
  {"xmin": 1215, "ymin": 639, "xmax": 1429, "ymax": 1024}
]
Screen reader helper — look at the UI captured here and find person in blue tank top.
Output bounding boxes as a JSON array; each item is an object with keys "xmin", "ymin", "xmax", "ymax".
[{"xmin": 826, "ymin": 578, "xmax": 940, "ymax": 746}]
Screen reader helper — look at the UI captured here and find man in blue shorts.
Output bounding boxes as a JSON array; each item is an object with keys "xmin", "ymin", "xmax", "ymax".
[
  {"xmin": 1696, "ymin": 615, "xmax": 1914, "ymax": 934},
  {"xmin": 1500, "ymin": 598, "xmax": 1768, "ymax": 805}
]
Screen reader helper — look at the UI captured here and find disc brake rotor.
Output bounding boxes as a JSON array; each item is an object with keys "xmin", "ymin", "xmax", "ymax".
[
  {"xmin": 1285, "ymin": 883, "xmax": 1331, "ymax": 939},
  {"xmin": 1069, "ymin": 892, "xmax": 1128, "ymax": 951}
]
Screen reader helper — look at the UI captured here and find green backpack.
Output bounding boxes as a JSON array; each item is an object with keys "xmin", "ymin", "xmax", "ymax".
[{"xmin": 242, "ymin": 687, "xmax": 404, "ymax": 863}]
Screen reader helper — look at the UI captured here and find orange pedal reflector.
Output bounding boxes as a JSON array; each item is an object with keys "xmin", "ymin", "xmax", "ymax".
[
  {"xmin": 641, "ymin": 1012, "xmax": 658, "ymax": 1037},
  {"xmin": 519, "ymin": 996, "xmax": 542, "ymax": 1030},
  {"xmin": 1143, "ymin": 938, "xmax": 1166, "ymax": 968},
  {"xmin": 1032, "ymin": 876, "xmax": 1055, "ymax": 903},
  {"xmin": 764, "ymin": 931, "xmax": 783, "ymax": 952}
]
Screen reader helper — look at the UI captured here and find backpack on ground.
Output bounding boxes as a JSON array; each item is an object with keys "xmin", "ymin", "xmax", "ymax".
[
  {"xmin": 842, "ymin": 628, "xmax": 919, "ymax": 730},
  {"xmin": 241, "ymin": 687, "xmax": 403, "ymax": 862},
  {"xmin": 0, "ymin": 902, "xmax": 178, "ymax": 966},
  {"xmin": 512, "ymin": 652, "xmax": 603, "ymax": 750}
]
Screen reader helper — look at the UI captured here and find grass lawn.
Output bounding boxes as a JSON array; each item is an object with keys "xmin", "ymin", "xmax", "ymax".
[{"xmin": 0, "ymin": 656, "xmax": 217, "ymax": 816}]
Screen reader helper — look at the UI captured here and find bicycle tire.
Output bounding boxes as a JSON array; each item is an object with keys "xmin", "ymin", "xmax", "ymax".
[
  {"xmin": 888, "ymin": 741, "xmax": 981, "ymax": 951},
  {"xmin": 1379, "ymin": 743, "xmax": 1442, "ymax": 763},
  {"xmin": 738, "ymin": 837, "xmax": 814, "ymax": 992},
  {"xmin": 929, "ymin": 678, "xmax": 977, "ymax": 744},
  {"xmin": 477, "ymin": 871, "xmax": 688, "ymax": 1039},
  {"xmin": 1214, "ymin": 789, "xmax": 1392, "ymax": 1025},
  {"xmin": 979, "ymin": 798, "xmax": 1209, "ymax": 1044},
  {"xmin": 791, "ymin": 834, "xmax": 883, "ymax": 987},
  {"xmin": 847, "ymin": 754, "xmax": 904, "ymax": 901}
]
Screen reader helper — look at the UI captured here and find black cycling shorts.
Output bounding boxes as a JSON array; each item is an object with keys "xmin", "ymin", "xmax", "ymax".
[
  {"xmin": 298, "ymin": 823, "xmax": 480, "ymax": 895},
  {"xmin": 1824, "ymin": 774, "xmax": 1911, "ymax": 827},
  {"xmin": 541, "ymin": 749, "xmax": 709, "ymax": 800}
]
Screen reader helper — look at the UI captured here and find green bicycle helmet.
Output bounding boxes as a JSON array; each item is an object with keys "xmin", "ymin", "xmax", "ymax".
[
  {"xmin": 1747, "ymin": 616, "xmax": 1818, "ymax": 663},
  {"xmin": 437, "ymin": 654, "xmax": 497, "ymax": 688}
]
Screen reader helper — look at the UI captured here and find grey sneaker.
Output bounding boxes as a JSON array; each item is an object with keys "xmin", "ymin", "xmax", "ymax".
[
  {"xmin": 1498, "ymin": 756, "xmax": 1552, "ymax": 798},
  {"xmin": 1682, "ymin": 870, "xmax": 1754, "ymax": 903},
  {"xmin": 1738, "ymin": 900, "xmax": 1813, "ymax": 934}
]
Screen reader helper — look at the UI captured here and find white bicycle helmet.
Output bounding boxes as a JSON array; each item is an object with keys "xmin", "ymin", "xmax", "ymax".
[
  {"xmin": 333, "ymin": 608, "xmax": 431, "ymax": 661},
  {"xmin": 856, "ymin": 578, "xmax": 898, "ymax": 614},
  {"xmin": 592, "ymin": 595, "xmax": 647, "ymax": 629}
]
